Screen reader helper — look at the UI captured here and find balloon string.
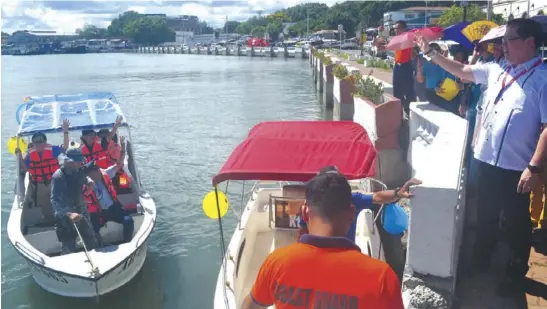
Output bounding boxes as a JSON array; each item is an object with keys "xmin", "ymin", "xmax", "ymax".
[{"xmin": 214, "ymin": 187, "xmax": 230, "ymax": 308}]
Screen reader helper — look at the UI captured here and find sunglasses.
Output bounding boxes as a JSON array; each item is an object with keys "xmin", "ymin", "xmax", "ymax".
[{"xmin": 32, "ymin": 139, "xmax": 46, "ymax": 144}]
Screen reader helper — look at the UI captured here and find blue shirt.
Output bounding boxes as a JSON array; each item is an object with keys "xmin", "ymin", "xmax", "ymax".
[
  {"xmin": 422, "ymin": 60, "xmax": 445, "ymax": 89},
  {"xmin": 299, "ymin": 192, "xmax": 374, "ymax": 241},
  {"xmin": 24, "ymin": 145, "xmax": 63, "ymax": 168}
]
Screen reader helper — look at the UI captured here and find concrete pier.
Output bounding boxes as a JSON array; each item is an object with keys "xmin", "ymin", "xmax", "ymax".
[{"xmin": 132, "ymin": 46, "xmax": 309, "ymax": 59}]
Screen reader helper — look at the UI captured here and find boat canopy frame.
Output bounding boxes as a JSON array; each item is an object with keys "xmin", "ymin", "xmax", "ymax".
[
  {"xmin": 16, "ymin": 92, "xmax": 130, "ymax": 137},
  {"xmin": 212, "ymin": 121, "xmax": 378, "ymax": 186}
]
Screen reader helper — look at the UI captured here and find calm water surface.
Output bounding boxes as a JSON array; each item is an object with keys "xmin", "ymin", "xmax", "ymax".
[{"xmin": 1, "ymin": 53, "xmax": 325, "ymax": 309}]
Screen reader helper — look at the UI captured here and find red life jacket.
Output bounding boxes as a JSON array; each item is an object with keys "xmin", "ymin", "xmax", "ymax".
[
  {"xmin": 81, "ymin": 139, "xmax": 109, "ymax": 169},
  {"xmin": 28, "ymin": 145, "xmax": 60, "ymax": 184},
  {"xmin": 83, "ymin": 171, "xmax": 119, "ymax": 225}
]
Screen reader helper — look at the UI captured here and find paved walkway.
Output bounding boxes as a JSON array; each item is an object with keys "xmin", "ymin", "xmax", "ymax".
[
  {"xmin": 328, "ymin": 54, "xmax": 547, "ymax": 308},
  {"xmin": 347, "ymin": 61, "xmax": 394, "ymax": 85}
]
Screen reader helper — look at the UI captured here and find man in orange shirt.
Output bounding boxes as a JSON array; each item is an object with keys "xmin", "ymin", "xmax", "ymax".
[
  {"xmin": 374, "ymin": 20, "xmax": 415, "ymax": 116},
  {"xmin": 241, "ymin": 169, "xmax": 404, "ymax": 309}
]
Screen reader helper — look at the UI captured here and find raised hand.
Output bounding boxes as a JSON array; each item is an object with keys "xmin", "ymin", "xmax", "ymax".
[{"xmin": 62, "ymin": 119, "xmax": 70, "ymax": 133}]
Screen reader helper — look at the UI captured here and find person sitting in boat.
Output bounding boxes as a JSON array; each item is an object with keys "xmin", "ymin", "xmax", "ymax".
[
  {"xmin": 242, "ymin": 168, "xmax": 405, "ymax": 309},
  {"xmin": 297, "ymin": 166, "xmax": 421, "ymax": 242},
  {"xmin": 98, "ymin": 129, "xmax": 120, "ymax": 162},
  {"xmin": 80, "ymin": 116, "xmax": 122, "ymax": 169},
  {"xmin": 83, "ymin": 136, "xmax": 134, "ymax": 244},
  {"xmin": 51, "ymin": 147, "xmax": 99, "ymax": 255},
  {"xmin": 97, "ymin": 129, "xmax": 133, "ymax": 195},
  {"xmin": 16, "ymin": 119, "xmax": 70, "ymax": 224}
]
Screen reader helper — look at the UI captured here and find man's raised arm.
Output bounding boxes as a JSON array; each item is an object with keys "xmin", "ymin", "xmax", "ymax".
[{"xmin": 416, "ymin": 35, "xmax": 476, "ymax": 83}]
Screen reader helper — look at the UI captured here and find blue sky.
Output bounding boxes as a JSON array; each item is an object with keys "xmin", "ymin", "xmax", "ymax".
[{"xmin": 1, "ymin": 0, "xmax": 339, "ymax": 34}]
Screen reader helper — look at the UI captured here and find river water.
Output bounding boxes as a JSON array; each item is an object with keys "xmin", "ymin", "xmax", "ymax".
[{"xmin": 1, "ymin": 53, "xmax": 325, "ymax": 309}]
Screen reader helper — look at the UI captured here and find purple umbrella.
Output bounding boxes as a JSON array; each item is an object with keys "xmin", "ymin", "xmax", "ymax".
[{"xmin": 443, "ymin": 21, "xmax": 473, "ymax": 51}]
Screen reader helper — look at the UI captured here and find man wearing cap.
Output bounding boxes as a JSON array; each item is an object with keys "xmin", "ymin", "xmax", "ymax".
[{"xmin": 51, "ymin": 148, "xmax": 99, "ymax": 254}]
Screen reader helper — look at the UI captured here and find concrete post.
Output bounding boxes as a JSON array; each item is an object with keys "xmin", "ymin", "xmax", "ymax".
[
  {"xmin": 316, "ymin": 59, "xmax": 323, "ymax": 93},
  {"xmin": 322, "ymin": 63, "xmax": 334, "ymax": 109},
  {"xmin": 332, "ymin": 76, "xmax": 354, "ymax": 121}
]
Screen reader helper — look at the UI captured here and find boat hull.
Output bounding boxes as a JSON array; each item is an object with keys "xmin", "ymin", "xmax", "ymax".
[{"xmin": 24, "ymin": 240, "xmax": 149, "ymax": 298}]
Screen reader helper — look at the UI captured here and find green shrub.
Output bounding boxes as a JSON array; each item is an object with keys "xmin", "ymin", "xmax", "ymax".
[
  {"xmin": 332, "ymin": 64, "xmax": 349, "ymax": 79},
  {"xmin": 324, "ymin": 57, "xmax": 332, "ymax": 66},
  {"xmin": 344, "ymin": 71, "xmax": 362, "ymax": 85},
  {"xmin": 353, "ymin": 70, "xmax": 385, "ymax": 105},
  {"xmin": 356, "ymin": 59, "xmax": 364, "ymax": 65}
]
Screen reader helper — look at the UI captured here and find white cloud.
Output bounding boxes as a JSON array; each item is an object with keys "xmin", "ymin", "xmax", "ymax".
[{"xmin": 1, "ymin": 0, "xmax": 338, "ymax": 34}]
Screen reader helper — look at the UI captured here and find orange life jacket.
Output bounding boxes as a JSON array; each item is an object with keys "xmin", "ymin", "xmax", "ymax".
[
  {"xmin": 83, "ymin": 171, "xmax": 118, "ymax": 225},
  {"xmin": 81, "ymin": 139, "xmax": 109, "ymax": 169},
  {"xmin": 28, "ymin": 145, "xmax": 59, "ymax": 184}
]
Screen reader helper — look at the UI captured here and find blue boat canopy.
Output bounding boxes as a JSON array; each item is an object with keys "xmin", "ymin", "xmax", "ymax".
[{"xmin": 17, "ymin": 92, "xmax": 128, "ymax": 137}]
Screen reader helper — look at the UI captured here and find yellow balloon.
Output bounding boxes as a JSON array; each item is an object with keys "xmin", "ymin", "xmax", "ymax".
[
  {"xmin": 7, "ymin": 137, "xmax": 28, "ymax": 155},
  {"xmin": 202, "ymin": 190, "xmax": 229, "ymax": 219}
]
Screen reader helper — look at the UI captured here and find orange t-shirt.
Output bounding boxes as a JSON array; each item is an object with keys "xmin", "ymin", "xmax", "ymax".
[
  {"xmin": 395, "ymin": 48, "xmax": 412, "ymax": 64},
  {"xmin": 250, "ymin": 239, "xmax": 404, "ymax": 309}
]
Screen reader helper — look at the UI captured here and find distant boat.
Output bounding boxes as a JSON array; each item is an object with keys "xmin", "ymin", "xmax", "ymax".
[{"xmin": 62, "ymin": 45, "xmax": 88, "ymax": 54}]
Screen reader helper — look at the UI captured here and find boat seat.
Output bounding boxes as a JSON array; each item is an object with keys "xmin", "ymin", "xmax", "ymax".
[
  {"xmin": 25, "ymin": 213, "xmax": 145, "ymax": 256},
  {"xmin": 23, "ymin": 206, "xmax": 48, "ymax": 228}
]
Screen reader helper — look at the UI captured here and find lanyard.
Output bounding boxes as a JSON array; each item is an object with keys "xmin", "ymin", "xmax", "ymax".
[{"xmin": 493, "ymin": 58, "xmax": 542, "ymax": 105}]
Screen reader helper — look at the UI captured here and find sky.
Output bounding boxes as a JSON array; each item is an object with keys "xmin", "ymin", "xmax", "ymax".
[{"xmin": 1, "ymin": 0, "xmax": 340, "ymax": 34}]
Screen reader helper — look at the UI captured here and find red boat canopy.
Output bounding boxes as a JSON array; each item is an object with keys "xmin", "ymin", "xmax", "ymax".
[{"xmin": 212, "ymin": 121, "xmax": 377, "ymax": 186}]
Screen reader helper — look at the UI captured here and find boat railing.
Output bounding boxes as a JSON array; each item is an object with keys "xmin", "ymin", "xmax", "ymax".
[
  {"xmin": 15, "ymin": 241, "xmax": 45, "ymax": 264},
  {"xmin": 136, "ymin": 218, "xmax": 155, "ymax": 248}
]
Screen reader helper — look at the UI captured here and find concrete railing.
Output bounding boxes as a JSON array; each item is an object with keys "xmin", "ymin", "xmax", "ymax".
[{"xmin": 402, "ymin": 102, "xmax": 467, "ymax": 309}]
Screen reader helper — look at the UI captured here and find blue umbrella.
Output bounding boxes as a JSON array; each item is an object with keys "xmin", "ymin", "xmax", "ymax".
[{"xmin": 443, "ymin": 21, "xmax": 474, "ymax": 51}]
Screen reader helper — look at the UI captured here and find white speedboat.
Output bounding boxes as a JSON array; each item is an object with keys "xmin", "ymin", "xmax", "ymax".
[
  {"xmin": 7, "ymin": 92, "xmax": 157, "ymax": 299},
  {"xmin": 207, "ymin": 121, "xmax": 385, "ymax": 309}
]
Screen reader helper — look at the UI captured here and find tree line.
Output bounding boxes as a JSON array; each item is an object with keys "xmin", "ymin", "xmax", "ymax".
[
  {"xmin": 73, "ymin": 1, "xmax": 508, "ymax": 45},
  {"xmin": 226, "ymin": 1, "xmax": 507, "ymax": 39}
]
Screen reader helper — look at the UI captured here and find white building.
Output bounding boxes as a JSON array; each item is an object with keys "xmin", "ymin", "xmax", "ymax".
[{"xmin": 489, "ymin": 0, "xmax": 545, "ymax": 19}]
